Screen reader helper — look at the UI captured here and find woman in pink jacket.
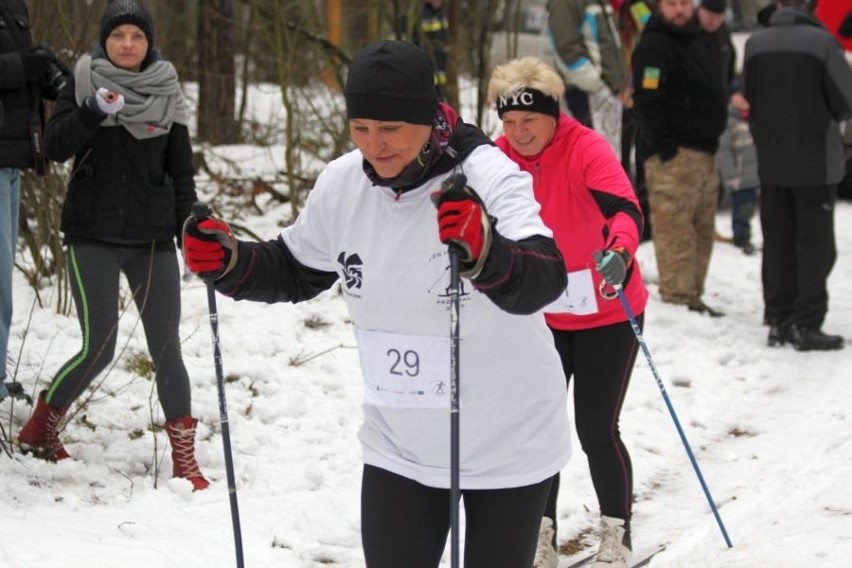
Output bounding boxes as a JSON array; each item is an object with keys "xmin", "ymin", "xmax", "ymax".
[{"xmin": 488, "ymin": 57, "xmax": 648, "ymax": 568}]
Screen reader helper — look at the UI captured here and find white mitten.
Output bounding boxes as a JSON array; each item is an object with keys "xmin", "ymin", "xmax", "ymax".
[{"xmin": 95, "ymin": 87, "xmax": 125, "ymax": 115}]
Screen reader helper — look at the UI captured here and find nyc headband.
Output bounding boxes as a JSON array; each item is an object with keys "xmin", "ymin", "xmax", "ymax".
[{"xmin": 496, "ymin": 88, "xmax": 559, "ymax": 118}]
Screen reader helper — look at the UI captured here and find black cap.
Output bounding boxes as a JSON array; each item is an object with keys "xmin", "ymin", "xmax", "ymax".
[
  {"xmin": 100, "ymin": 0, "xmax": 155, "ymax": 51},
  {"xmin": 700, "ymin": 0, "xmax": 726, "ymax": 14},
  {"xmin": 344, "ymin": 41, "xmax": 439, "ymax": 125}
]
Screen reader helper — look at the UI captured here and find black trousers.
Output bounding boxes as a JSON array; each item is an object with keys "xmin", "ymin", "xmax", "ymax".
[
  {"xmin": 543, "ymin": 317, "xmax": 642, "ymax": 539},
  {"xmin": 361, "ymin": 464, "xmax": 553, "ymax": 568},
  {"xmin": 760, "ymin": 184, "xmax": 837, "ymax": 328},
  {"xmin": 45, "ymin": 243, "xmax": 192, "ymax": 419}
]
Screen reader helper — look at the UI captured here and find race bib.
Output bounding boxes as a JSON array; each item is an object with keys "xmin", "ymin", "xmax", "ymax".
[
  {"xmin": 355, "ymin": 328, "xmax": 452, "ymax": 409},
  {"xmin": 543, "ymin": 268, "xmax": 599, "ymax": 316}
]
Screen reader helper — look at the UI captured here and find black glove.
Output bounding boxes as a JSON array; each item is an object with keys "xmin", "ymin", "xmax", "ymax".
[
  {"xmin": 594, "ymin": 247, "xmax": 630, "ymax": 287},
  {"xmin": 20, "ymin": 48, "xmax": 50, "ymax": 82},
  {"xmin": 32, "ymin": 46, "xmax": 70, "ymax": 100}
]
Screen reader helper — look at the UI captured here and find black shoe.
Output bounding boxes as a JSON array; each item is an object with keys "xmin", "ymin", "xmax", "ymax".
[
  {"xmin": 687, "ymin": 301, "xmax": 725, "ymax": 318},
  {"xmin": 787, "ymin": 324, "xmax": 844, "ymax": 351},
  {"xmin": 733, "ymin": 237, "xmax": 756, "ymax": 255},
  {"xmin": 767, "ymin": 319, "xmax": 792, "ymax": 347},
  {"xmin": 739, "ymin": 242, "xmax": 756, "ymax": 255}
]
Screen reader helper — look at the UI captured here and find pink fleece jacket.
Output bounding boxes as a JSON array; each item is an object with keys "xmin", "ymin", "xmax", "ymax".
[{"xmin": 495, "ymin": 114, "xmax": 649, "ymax": 330}]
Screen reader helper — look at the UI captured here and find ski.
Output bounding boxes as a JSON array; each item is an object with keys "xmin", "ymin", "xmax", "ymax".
[
  {"xmin": 561, "ymin": 550, "xmax": 596, "ymax": 568},
  {"xmin": 559, "ymin": 545, "xmax": 665, "ymax": 568},
  {"xmin": 630, "ymin": 545, "xmax": 667, "ymax": 567}
]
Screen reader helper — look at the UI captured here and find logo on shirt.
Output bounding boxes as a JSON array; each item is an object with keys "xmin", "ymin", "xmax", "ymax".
[
  {"xmin": 428, "ymin": 250, "xmax": 472, "ymax": 311},
  {"xmin": 337, "ymin": 252, "xmax": 363, "ymax": 290},
  {"xmin": 642, "ymin": 66, "xmax": 661, "ymax": 90}
]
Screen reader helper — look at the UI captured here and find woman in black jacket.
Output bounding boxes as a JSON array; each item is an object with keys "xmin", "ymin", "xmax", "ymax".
[{"xmin": 17, "ymin": 0, "xmax": 208, "ymax": 491}]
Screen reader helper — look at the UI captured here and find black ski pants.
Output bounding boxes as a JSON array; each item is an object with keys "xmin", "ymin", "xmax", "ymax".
[
  {"xmin": 44, "ymin": 243, "xmax": 192, "ymax": 419},
  {"xmin": 361, "ymin": 464, "xmax": 553, "ymax": 568},
  {"xmin": 544, "ymin": 316, "xmax": 642, "ymax": 537},
  {"xmin": 760, "ymin": 184, "xmax": 837, "ymax": 328}
]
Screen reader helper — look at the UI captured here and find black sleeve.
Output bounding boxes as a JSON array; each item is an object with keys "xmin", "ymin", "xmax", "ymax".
[
  {"xmin": 590, "ymin": 188, "xmax": 644, "ymax": 239},
  {"xmin": 632, "ymin": 40, "xmax": 679, "ymax": 162},
  {"xmin": 0, "ymin": 51, "xmax": 26, "ymax": 90},
  {"xmin": 166, "ymin": 124, "xmax": 198, "ymax": 244},
  {"xmin": 43, "ymin": 76, "xmax": 104, "ymax": 162},
  {"xmin": 471, "ymin": 232, "xmax": 567, "ymax": 315},
  {"xmin": 213, "ymin": 236, "xmax": 339, "ymax": 304}
]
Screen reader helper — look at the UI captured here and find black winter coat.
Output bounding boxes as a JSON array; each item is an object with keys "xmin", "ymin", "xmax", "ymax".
[
  {"xmin": 0, "ymin": 0, "xmax": 38, "ymax": 169},
  {"xmin": 631, "ymin": 15, "xmax": 728, "ymax": 162},
  {"xmin": 44, "ymin": 75, "xmax": 197, "ymax": 247},
  {"xmin": 744, "ymin": 7, "xmax": 852, "ymax": 188}
]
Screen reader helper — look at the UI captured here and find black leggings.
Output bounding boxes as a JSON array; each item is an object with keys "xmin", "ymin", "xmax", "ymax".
[
  {"xmin": 544, "ymin": 316, "xmax": 642, "ymax": 533},
  {"xmin": 44, "ymin": 243, "xmax": 191, "ymax": 419},
  {"xmin": 361, "ymin": 465, "xmax": 553, "ymax": 568}
]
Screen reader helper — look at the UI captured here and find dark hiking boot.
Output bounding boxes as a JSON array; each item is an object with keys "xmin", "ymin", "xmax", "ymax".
[
  {"xmin": 687, "ymin": 301, "xmax": 725, "ymax": 318},
  {"xmin": 738, "ymin": 242, "xmax": 756, "ymax": 255},
  {"xmin": 767, "ymin": 322, "xmax": 787, "ymax": 347},
  {"xmin": 787, "ymin": 324, "xmax": 844, "ymax": 352},
  {"xmin": 767, "ymin": 317, "xmax": 793, "ymax": 347}
]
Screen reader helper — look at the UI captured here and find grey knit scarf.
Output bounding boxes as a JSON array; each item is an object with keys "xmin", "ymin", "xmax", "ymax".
[{"xmin": 74, "ymin": 52, "xmax": 191, "ymax": 140}]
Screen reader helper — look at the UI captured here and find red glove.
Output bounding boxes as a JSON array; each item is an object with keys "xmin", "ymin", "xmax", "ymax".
[
  {"xmin": 432, "ymin": 174, "xmax": 490, "ymax": 264},
  {"xmin": 183, "ymin": 217, "xmax": 237, "ymax": 278}
]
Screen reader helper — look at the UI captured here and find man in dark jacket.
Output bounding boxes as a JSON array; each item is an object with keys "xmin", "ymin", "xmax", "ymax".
[
  {"xmin": 744, "ymin": 0, "xmax": 852, "ymax": 351},
  {"xmin": 0, "ymin": 0, "xmax": 62, "ymax": 400},
  {"xmin": 631, "ymin": 0, "xmax": 728, "ymax": 316}
]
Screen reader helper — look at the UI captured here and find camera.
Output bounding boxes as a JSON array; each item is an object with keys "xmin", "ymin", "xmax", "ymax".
[
  {"xmin": 42, "ymin": 60, "xmax": 68, "ymax": 93},
  {"xmin": 33, "ymin": 45, "xmax": 70, "ymax": 101}
]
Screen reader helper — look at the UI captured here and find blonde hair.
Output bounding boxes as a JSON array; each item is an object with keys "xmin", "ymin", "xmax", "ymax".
[{"xmin": 487, "ymin": 57, "xmax": 565, "ymax": 106}]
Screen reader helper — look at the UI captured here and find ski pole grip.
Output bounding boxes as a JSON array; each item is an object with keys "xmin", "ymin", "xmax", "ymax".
[
  {"xmin": 192, "ymin": 201, "xmax": 212, "ymax": 221},
  {"xmin": 431, "ymin": 173, "xmax": 472, "ymax": 259},
  {"xmin": 593, "ymin": 250, "xmax": 604, "ymax": 265}
]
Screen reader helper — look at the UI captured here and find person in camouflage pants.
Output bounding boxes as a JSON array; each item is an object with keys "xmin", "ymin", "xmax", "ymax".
[
  {"xmin": 644, "ymin": 148, "xmax": 719, "ymax": 309},
  {"xmin": 631, "ymin": 0, "xmax": 728, "ymax": 316}
]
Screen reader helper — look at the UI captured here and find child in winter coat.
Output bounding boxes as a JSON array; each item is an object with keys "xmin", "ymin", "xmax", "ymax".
[{"xmin": 716, "ymin": 102, "xmax": 760, "ymax": 255}]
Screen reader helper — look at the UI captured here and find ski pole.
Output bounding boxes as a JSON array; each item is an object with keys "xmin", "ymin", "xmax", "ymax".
[
  {"xmin": 594, "ymin": 253, "xmax": 733, "ymax": 548},
  {"xmin": 433, "ymin": 173, "xmax": 467, "ymax": 568},
  {"xmin": 448, "ymin": 245, "xmax": 461, "ymax": 568},
  {"xmin": 190, "ymin": 202, "xmax": 245, "ymax": 567}
]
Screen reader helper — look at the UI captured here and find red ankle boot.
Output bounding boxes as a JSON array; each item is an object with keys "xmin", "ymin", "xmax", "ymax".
[
  {"xmin": 18, "ymin": 390, "xmax": 71, "ymax": 462},
  {"xmin": 165, "ymin": 416, "xmax": 210, "ymax": 491}
]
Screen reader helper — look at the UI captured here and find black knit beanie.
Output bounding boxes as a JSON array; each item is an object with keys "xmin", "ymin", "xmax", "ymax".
[
  {"xmin": 100, "ymin": 0, "xmax": 155, "ymax": 51},
  {"xmin": 344, "ymin": 41, "xmax": 439, "ymax": 125},
  {"xmin": 700, "ymin": 0, "xmax": 726, "ymax": 14}
]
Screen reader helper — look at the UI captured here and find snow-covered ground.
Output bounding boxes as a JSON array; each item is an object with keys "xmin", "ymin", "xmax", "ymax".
[{"xmin": 3, "ymin": 193, "xmax": 851, "ymax": 567}]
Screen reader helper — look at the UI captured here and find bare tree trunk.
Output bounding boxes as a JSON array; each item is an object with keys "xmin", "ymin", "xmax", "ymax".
[
  {"xmin": 155, "ymin": 0, "xmax": 196, "ymax": 81},
  {"xmin": 444, "ymin": 0, "xmax": 460, "ymax": 111},
  {"xmin": 198, "ymin": 0, "xmax": 239, "ymax": 144}
]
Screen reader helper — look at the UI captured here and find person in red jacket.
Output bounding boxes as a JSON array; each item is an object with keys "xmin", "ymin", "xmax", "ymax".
[{"xmin": 488, "ymin": 57, "xmax": 648, "ymax": 568}]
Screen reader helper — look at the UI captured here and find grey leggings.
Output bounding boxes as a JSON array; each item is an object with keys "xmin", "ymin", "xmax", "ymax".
[{"xmin": 44, "ymin": 243, "xmax": 191, "ymax": 419}]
